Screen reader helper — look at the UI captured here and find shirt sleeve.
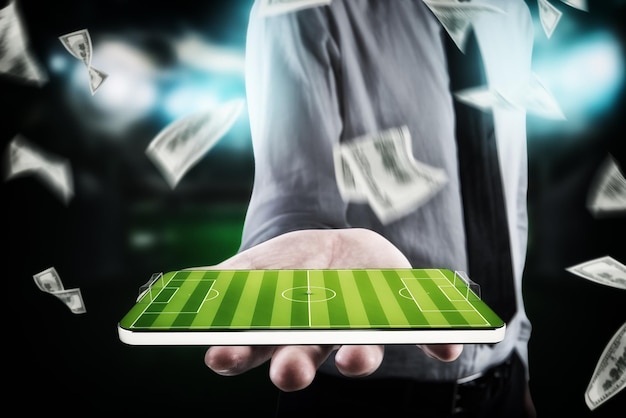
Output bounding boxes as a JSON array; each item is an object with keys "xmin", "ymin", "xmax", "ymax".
[{"xmin": 240, "ymin": 2, "xmax": 347, "ymax": 251}]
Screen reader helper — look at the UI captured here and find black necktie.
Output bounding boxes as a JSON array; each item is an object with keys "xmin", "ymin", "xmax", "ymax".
[{"xmin": 444, "ymin": 27, "xmax": 517, "ymax": 323}]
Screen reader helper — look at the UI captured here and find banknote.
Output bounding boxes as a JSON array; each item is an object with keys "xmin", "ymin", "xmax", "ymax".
[
  {"xmin": 59, "ymin": 28, "xmax": 107, "ymax": 94},
  {"xmin": 422, "ymin": 0, "xmax": 504, "ymax": 52},
  {"xmin": 59, "ymin": 28, "xmax": 92, "ymax": 67},
  {"xmin": 52, "ymin": 288, "xmax": 87, "ymax": 315},
  {"xmin": 560, "ymin": 0, "xmax": 588, "ymax": 12},
  {"xmin": 566, "ymin": 255, "xmax": 626, "ymax": 291},
  {"xmin": 497, "ymin": 73, "xmax": 566, "ymax": 120},
  {"xmin": 258, "ymin": 0, "xmax": 332, "ymax": 17},
  {"xmin": 6, "ymin": 135, "xmax": 42, "ymax": 176},
  {"xmin": 146, "ymin": 98, "xmax": 245, "ymax": 188},
  {"xmin": 5, "ymin": 135, "xmax": 74, "ymax": 204},
  {"xmin": 339, "ymin": 125, "xmax": 448, "ymax": 224},
  {"xmin": 585, "ymin": 322, "xmax": 625, "ymax": 410},
  {"xmin": 453, "ymin": 85, "xmax": 518, "ymax": 112},
  {"xmin": 33, "ymin": 267, "xmax": 64, "ymax": 293},
  {"xmin": 33, "ymin": 267, "xmax": 86, "ymax": 314},
  {"xmin": 537, "ymin": 0, "xmax": 563, "ymax": 39},
  {"xmin": 586, "ymin": 155, "xmax": 626, "ymax": 218},
  {"xmin": 450, "ymin": 63, "xmax": 563, "ymax": 121},
  {"xmin": 88, "ymin": 65, "xmax": 108, "ymax": 95},
  {"xmin": 333, "ymin": 144, "xmax": 368, "ymax": 203},
  {"xmin": 0, "ymin": 0, "xmax": 48, "ymax": 85}
]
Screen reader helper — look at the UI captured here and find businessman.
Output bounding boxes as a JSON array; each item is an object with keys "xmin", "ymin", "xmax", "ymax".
[{"xmin": 202, "ymin": 1, "xmax": 536, "ymax": 416}]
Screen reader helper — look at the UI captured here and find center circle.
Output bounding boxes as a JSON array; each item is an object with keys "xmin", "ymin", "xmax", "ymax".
[{"xmin": 282, "ymin": 286, "xmax": 336, "ymax": 303}]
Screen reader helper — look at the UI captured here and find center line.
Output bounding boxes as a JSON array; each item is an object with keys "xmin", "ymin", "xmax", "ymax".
[{"xmin": 307, "ymin": 270, "xmax": 312, "ymax": 327}]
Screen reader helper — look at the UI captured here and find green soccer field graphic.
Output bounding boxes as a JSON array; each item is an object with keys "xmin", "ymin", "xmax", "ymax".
[{"xmin": 119, "ymin": 268, "xmax": 504, "ymax": 332}]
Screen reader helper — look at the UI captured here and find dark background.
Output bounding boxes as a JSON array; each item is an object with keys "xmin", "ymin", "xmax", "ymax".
[{"xmin": 4, "ymin": 0, "xmax": 625, "ymax": 416}]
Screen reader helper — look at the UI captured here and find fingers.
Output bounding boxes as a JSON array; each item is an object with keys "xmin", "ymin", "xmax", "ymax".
[
  {"xmin": 204, "ymin": 345, "xmax": 276, "ymax": 376},
  {"xmin": 417, "ymin": 344, "xmax": 464, "ymax": 362},
  {"xmin": 334, "ymin": 345, "xmax": 384, "ymax": 377},
  {"xmin": 267, "ymin": 345, "xmax": 386, "ymax": 391},
  {"xmin": 206, "ymin": 344, "xmax": 385, "ymax": 392},
  {"xmin": 206, "ymin": 344, "xmax": 460, "ymax": 393},
  {"xmin": 269, "ymin": 345, "xmax": 337, "ymax": 392}
]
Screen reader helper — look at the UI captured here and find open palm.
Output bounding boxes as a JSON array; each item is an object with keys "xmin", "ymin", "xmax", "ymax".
[{"xmin": 192, "ymin": 228, "xmax": 463, "ymax": 392}]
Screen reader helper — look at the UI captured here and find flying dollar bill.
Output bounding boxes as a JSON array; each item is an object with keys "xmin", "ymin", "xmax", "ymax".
[
  {"xmin": 453, "ymin": 86, "xmax": 517, "ymax": 112},
  {"xmin": 422, "ymin": 0, "xmax": 504, "ymax": 52},
  {"xmin": 333, "ymin": 145, "xmax": 368, "ymax": 203},
  {"xmin": 585, "ymin": 322, "xmax": 625, "ymax": 410},
  {"xmin": 58, "ymin": 28, "xmax": 108, "ymax": 94},
  {"xmin": 337, "ymin": 125, "xmax": 448, "ymax": 224},
  {"xmin": 560, "ymin": 0, "xmax": 588, "ymax": 12},
  {"xmin": 455, "ymin": 72, "xmax": 565, "ymax": 120},
  {"xmin": 59, "ymin": 28, "xmax": 92, "ymax": 67},
  {"xmin": 146, "ymin": 98, "xmax": 245, "ymax": 189},
  {"xmin": 0, "ymin": 0, "xmax": 48, "ymax": 85},
  {"xmin": 566, "ymin": 255, "xmax": 626, "ymax": 291},
  {"xmin": 33, "ymin": 267, "xmax": 65, "ymax": 293},
  {"xmin": 586, "ymin": 154, "xmax": 626, "ymax": 218},
  {"xmin": 87, "ymin": 65, "xmax": 108, "ymax": 95},
  {"xmin": 5, "ymin": 134, "xmax": 74, "ymax": 204},
  {"xmin": 51, "ymin": 288, "xmax": 87, "ymax": 315},
  {"xmin": 33, "ymin": 267, "xmax": 86, "ymax": 314},
  {"xmin": 503, "ymin": 73, "xmax": 566, "ymax": 120},
  {"xmin": 5, "ymin": 135, "xmax": 41, "ymax": 176},
  {"xmin": 258, "ymin": 0, "xmax": 333, "ymax": 17},
  {"xmin": 537, "ymin": 0, "xmax": 563, "ymax": 39}
]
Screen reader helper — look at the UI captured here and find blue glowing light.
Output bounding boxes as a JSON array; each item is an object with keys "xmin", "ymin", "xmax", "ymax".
[
  {"xmin": 529, "ymin": 30, "xmax": 625, "ymax": 136},
  {"xmin": 48, "ymin": 52, "xmax": 70, "ymax": 73}
]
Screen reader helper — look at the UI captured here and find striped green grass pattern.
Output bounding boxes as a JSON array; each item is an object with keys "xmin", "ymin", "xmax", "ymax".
[{"xmin": 119, "ymin": 269, "xmax": 504, "ymax": 331}]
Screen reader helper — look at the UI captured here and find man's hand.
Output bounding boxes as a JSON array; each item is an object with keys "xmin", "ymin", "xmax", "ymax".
[{"xmin": 192, "ymin": 228, "xmax": 463, "ymax": 392}]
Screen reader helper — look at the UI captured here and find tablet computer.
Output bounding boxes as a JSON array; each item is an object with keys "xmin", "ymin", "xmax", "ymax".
[{"xmin": 117, "ymin": 268, "xmax": 505, "ymax": 345}]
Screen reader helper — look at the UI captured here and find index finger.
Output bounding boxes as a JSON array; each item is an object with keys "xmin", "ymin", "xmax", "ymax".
[{"xmin": 205, "ymin": 345, "xmax": 277, "ymax": 376}]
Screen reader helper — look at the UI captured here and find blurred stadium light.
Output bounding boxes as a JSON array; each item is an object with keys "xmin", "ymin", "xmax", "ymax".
[
  {"xmin": 529, "ymin": 11, "xmax": 625, "ymax": 138},
  {"xmin": 52, "ymin": 29, "xmax": 247, "ymax": 143}
]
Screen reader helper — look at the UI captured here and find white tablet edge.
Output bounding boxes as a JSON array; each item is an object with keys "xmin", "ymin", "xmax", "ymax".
[{"xmin": 118, "ymin": 323, "xmax": 506, "ymax": 346}]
